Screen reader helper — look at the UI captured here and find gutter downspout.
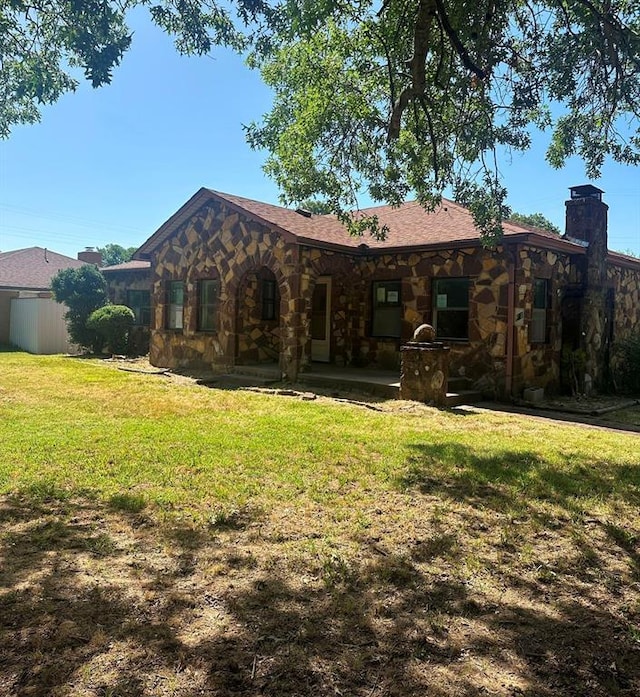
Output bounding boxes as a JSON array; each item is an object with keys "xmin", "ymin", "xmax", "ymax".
[{"xmin": 505, "ymin": 244, "xmax": 517, "ymax": 398}]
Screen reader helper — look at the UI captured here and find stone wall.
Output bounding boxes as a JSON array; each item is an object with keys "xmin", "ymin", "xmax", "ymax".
[
  {"xmin": 300, "ymin": 243, "xmax": 572, "ymax": 396},
  {"xmin": 608, "ymin": 261, "xmax": 640, "ymax": 342},
  {"xmin": 510, "ymin": 245, "xmax": 576, "ymax": 394},
  {"xmin": 236, "ymin": 268, "xmax": 281, "ymax": 364},
  {"xmin": 104, "ymin": 268, "xmax": 151, "ymax": 305}
]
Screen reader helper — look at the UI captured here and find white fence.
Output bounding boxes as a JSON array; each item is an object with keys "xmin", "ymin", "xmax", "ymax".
[{"xmin": 9, "ymin": 296, "xmax": 77, "ymax": 354}]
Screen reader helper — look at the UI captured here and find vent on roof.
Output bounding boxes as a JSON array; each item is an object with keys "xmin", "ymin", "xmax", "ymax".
[{"xmin": 295, "ymin": 208, "xmax": 312, "ymax": 218}]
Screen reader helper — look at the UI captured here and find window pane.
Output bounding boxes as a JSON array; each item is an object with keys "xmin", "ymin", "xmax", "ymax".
[
  {"xmin": 169, "ymin": 282, "xmax": 184, "ymax": 305},
  {"xmin": 530, "ymin": 308, "xmax": 547, "ymax": 343},
  {"xmin": 167, "ymin": 281, "xmax": 184, "ymax": 330},
  {"xmin": 199, "ymin": 280, "xmax": 218, "ymax": 331},
  {"xmin": 372, "ymin": 281, "xmax": 401, "ymax": 337},
  {"xmin": 127, "ymin": 290, "xmax": 150, "ymax": 326},
  {"xmin": 533, "ymin": 279, "xmax": 548, "ymax": 309},
  {"xmin": 434, "ymin": 278, "xmax": 469, "ymax": 340},
  {"xmin": 262, "ymin": 279, "xmax": 277, "ymax": 320},
  {"xmin": 434, "ymin": 279, "xmax": 469, "ymax": 308},
  {"xmin": 436, "ymin": 310, "xmax": 469, "ymax": 340}
]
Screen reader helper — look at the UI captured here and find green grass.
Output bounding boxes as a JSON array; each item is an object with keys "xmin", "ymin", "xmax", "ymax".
[{"xmin": 0, "ymin": 349, "xmax": 638, "ymax": 535}]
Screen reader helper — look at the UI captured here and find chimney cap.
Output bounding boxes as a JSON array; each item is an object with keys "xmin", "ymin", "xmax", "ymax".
[{"xmin": 569, "ymin": 184, "xmax": 604, "ymax": 201}]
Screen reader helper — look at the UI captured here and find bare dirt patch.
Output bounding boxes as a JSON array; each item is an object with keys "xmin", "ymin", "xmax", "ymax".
[{"xmin": 1, "ymin": 488, "xmax": 638, "ymax": 697}]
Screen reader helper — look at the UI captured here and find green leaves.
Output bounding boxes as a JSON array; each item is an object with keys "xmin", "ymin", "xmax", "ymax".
[
  {"xmin": 1, "ymin": 0, "xmax": 639, "ymax": 245},
  {"xmin": 246, "ymin": 0, "xmax": 640, "ymax": 244},
  {"xmin": 0, "ymin": 0, "xmax": 252, "ymax": 137},
  {"xmin": 51, "ymin": 265, "xmax": 109, "ymax": 349}
]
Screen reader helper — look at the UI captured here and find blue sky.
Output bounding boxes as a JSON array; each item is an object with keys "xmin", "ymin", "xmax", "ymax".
[{"xmin": 1, "ymin": 10, "xmax": 639, "ymax": 259}]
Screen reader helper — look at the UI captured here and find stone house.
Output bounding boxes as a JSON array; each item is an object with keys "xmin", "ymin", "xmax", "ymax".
[{"xmin": 131, "ymin": 185, "xmax": 640, "ymax": 397}]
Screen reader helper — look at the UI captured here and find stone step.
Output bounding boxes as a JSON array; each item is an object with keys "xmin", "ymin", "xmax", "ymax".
[
  {"xmin": 231, "ymin": 364, "xmax": 282, "ymax": 380},
  {"xmin": 297, "ymin": 373, "xmax": 400, "ymax": 399},
  {"xmin": 447, "ymin": 376, "xmax": 474, "ymax": 391},
  {"xmin": 445, "ymin": 390, "xmax": 484, "ymax": 408},
  {"xmin": 197, "ymin": 373, "xmax": 279, "ymax": 390}
]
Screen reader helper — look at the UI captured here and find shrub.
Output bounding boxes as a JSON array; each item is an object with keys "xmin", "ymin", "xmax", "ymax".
[
  {"xmin": 51, "ymin": 265, "xmax": 108, "ymax": 350},
  {"xmin": 87, "ymin": 305, "xmax": 135, "ymax": 355},
  {"xmin": 613, "ymin": 332, "xmax": 640, "ymax": 395}
]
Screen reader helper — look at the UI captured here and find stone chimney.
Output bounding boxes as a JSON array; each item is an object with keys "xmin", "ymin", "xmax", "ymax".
[
  {"xmin": 564, "ymin": 185, "xmax": 609, "ymax": 389},
  {"xmin": 78, "ymin": 247, "xmax": 102, "ymax": 266}
]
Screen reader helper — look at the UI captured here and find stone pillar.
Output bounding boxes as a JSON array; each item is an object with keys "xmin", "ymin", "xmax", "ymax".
[
  {"xmin": 565, "ymin": 188, "xmax": 609, "ymax": 389},
  {"xmin": 400, "ymin": 325, "xmax": 450, "ymax": 405},
  {"xmin": 400, "ymin": 343, "xmax": 450, "ymax": 405}
]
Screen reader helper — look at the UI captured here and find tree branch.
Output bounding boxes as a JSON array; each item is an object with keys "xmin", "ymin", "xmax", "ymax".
[
  {"xmin": 433, "ymin": 0, "xmax": 487, "ymax": 79},
  {"xmin": 387, "ymin": 0, "xmax": 436, "ymax": 142}
]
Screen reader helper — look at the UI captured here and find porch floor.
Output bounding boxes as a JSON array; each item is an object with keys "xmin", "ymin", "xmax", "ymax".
[
  {"xmin": 231, "ymin": 362, "xmax": 400, "ymax": 399},
  {"xmin": 300, "ymin": 363, "xmax": 401, "ymax": 399},
  {"xmin": 231, "ymin": 363, "xmax": 482, "ymax": 405}
]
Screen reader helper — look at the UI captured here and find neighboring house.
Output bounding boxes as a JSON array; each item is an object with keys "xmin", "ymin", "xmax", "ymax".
[
  {"xmin": 129, "ymin": 184, "xmax": 640, "ymax": 397},
  {"xmin": 0, "ymin": 247, "xmax": 99, "ymax": 354},
  {"xmin": 101, "ymin": 260, "xmax": 152, "ymax": 354}
]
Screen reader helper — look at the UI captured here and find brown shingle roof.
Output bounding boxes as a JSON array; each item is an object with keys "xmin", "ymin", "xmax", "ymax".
[
  {"xmin": 0, "ymin": 247, "xmax": 86, "ymax": 291},
  {"xmin": 135, "ymin": 187, "xmax": 586, "ymax": 258}
]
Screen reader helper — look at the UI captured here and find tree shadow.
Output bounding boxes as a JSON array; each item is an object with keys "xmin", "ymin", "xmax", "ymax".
[
  {"xmin": 1, "ymin": 491, "xmax": 639, "ymax": 696},
  {"xmin": 398, "ymin": 441, "xmax": 640, "ymax": 516}
]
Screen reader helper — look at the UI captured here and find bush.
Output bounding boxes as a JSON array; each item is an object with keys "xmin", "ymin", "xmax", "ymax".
[
  {"xmin": 612, "ymin": 332, "xmax": 640, "ymax": 395},
  {"xmin": 51, "ymin": 265, "xmax": 108, "ymax": 350},
  {"xmin": 87, "ymin": 305, "xmax": 135, "ymax": 355}
]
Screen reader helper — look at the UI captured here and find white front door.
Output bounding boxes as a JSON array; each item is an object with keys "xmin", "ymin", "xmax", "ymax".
[{"xmin": 311, "ymin": 277, "xmax": 331, "ymax": 362}]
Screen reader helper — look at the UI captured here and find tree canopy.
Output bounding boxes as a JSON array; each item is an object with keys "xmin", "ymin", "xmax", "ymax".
[
  {"xmin": 3, "ymin": 1, "xmax": 639, "ymax": 243},
  {"xmin": 50, "ymin": 265, "xmax": 108, "ymax": 349},
  {"xmin": 98, "ymin": 244, "xmax": 138, "ymax": 267},
  {"xmin": 508, "ymin": 212, "xmax": 561, "ymax": 234}
]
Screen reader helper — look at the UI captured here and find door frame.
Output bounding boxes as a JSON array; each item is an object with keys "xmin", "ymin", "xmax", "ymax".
[{"xmin": 311, "ymin": 276, "xmax": 331, "ymax": 362}]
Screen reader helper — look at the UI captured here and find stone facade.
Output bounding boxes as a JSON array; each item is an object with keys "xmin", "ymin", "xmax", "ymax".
[
  {"xmin": 149, "ymin": 202, "xmax": 302, "ymax": 377},
  {"xmin": 129, "ymin": 189, "xmax": 640, "ymax": 399},
  {"xmin": 400, "ymin": 342, "xmax": 450, "ymax": 405},
  {"xmin": 608, "ymin": 261, "xmax": 640, "ymax": 341}
]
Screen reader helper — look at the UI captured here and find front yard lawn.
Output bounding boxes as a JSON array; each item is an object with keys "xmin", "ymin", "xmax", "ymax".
[{"xmin": 0, "ymin": 350, "xmax": 638, "ymax": 696}]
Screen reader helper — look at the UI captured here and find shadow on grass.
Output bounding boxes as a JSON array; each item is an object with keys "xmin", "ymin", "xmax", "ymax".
[
  {"xmin": 1, "ymin": 491, "xmax": 638, "ymax": 697},
  {"xmin": 398, "ymin": 441, "xmax": 640, "ymax": 516}
]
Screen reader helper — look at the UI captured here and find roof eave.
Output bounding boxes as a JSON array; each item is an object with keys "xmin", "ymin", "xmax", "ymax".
[
  {"xmin": 504, "ymin": 232, "xmax": 587, "ymax": 255},
  {"xmin": 607, "ymin": 252, "xmax": 640, "ymax": 270}
]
